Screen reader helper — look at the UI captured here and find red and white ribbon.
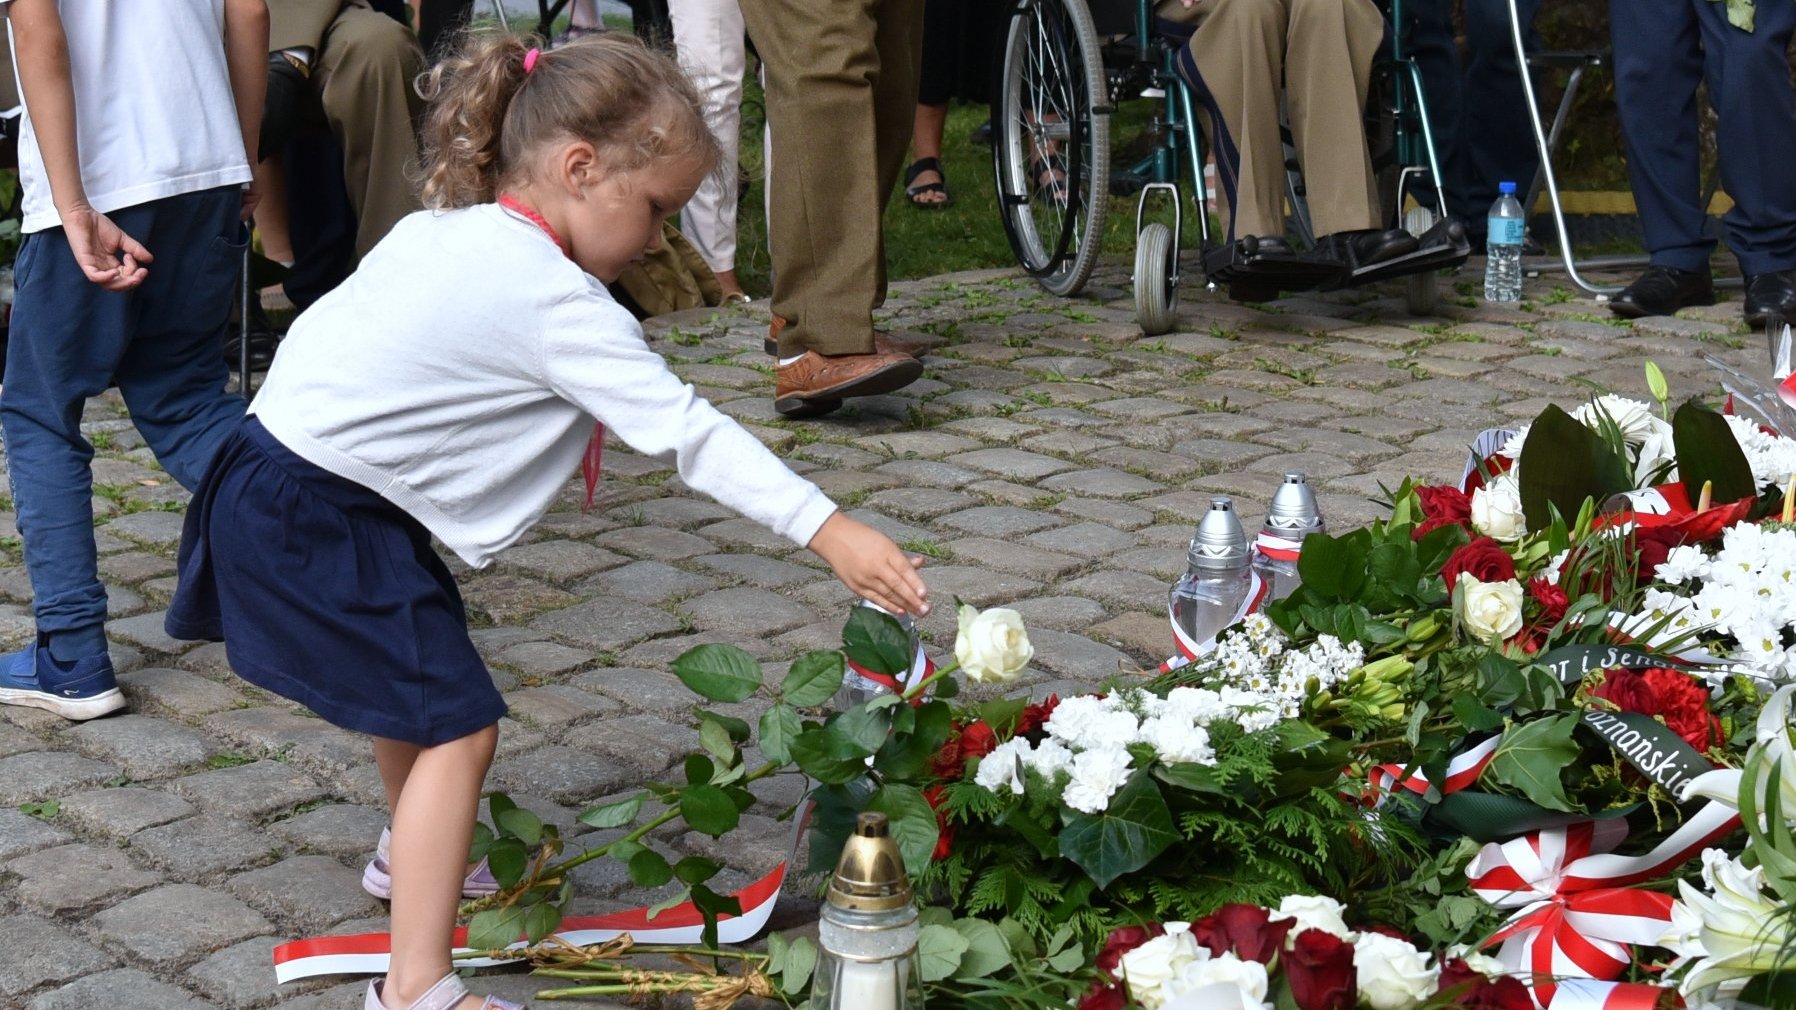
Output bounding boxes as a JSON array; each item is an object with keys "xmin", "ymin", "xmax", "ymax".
[
  {"xmin": 1253, "ymin": 531, "xmax": 1302, "ymax": 563},
  {"xmin": 1548, "ymin": 978, "xmax": 1679, "ymax": 1010},
  {"xmin": 1461, "ymin": 427, "xmax": 1520, "ymax": 492},
  {"xmin": 846, "ymin": 640, "xmax": 935, "ymax": 698},
  {"xmin": 1368, "ymin": 736, "xmax": 1500, "ymax": 800},
  {"xmin": 272, "ymin": 858, "xmax": 787, "ymax": 982},
  {"xmin": 1467, "ymin": 804, "xmax": 1739, "ymax": 1006},
  {"xmin": 1158, "ymin": 571, "xmax": 1267, "ymax": 673}
]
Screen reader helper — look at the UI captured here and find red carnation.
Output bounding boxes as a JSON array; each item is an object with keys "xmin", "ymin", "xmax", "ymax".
[
  {"xmin": 922, "ymin": 785, "xmax": 955, "ymax": 860},
  {"xmin": 1284, "ymin": 928, "xmax": 1357, "ymax": 1010},
  {"xmin": 1441, "ymin": 537, "xmax": 1517, "ymax": 596},
  {"xmin": 1591, "ymin": 667, "xmax": 1723, "ymax": 754},
  {"xmin": 1413, "ymin": 485, "xmax": 1474, "ymax": 540},
  {"xmin": 1192, "ymin": 903, "xmax": 1293, "ymax": 965},
  {"xmin": 929, "ymin": 721, "xmax": 999, "ymax": 780},
  {"xmin": 1077, "ymin": 984, "xmax": 1127, "ymax": 1010},
  {"xmin": 1526, "ymin": 577, "xmax": 1568, "ymax": 626},
  {"xmin": 1094, "ymin": 924, "xmax": 1164, "ymax": 979},
  {"xmin": 1015, "ymin": 695, "xmax": 1060, "ymax": 738}
]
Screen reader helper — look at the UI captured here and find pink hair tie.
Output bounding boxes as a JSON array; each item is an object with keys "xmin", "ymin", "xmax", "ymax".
[{"xmin": 523, "ymin": 47, "xmax": 541, "ymax": 74}]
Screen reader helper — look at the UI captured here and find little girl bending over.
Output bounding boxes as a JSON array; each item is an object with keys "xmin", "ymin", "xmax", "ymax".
[{"xmin": 166, "ymin": 32, "xmax": 930, "ymax": 1010}]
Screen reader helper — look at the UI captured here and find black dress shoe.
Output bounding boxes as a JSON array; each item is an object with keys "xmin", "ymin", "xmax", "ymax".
[
  {"xmin": 1609, "ymin": 265, "xmax": 1715, "ymax": 319},
  {"xmin": 1307, "ymin": 228, "xmax": 1420, "ymax": 267},
  {"xmin": 1743, "ymin": 270, "xmax": 1796, "ymax": 328}
]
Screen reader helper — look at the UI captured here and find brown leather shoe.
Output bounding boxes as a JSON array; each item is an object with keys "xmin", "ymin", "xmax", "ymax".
[
  {"xmin": 764, "ymin": 316, "xmax": 935, "ymax": 358},
  {"xmin": 774, "ymin": 349, "xmax": 923, "ymax": 417}
]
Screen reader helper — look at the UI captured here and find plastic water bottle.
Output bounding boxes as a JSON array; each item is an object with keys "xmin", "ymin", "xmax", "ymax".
[
  {"xmin": 1252, "ymin": 472, "xmax": 1325, "ymax": 604},
  {"xmin": 1170, "ymin": 497, "xmax": 1254, "ymax": 652},
  {"xmin": 1483, "ymin": 181, "xmax": 1525, "ymax": 303},
  {"xmin": 835, "ymin": 600, "xmax": 922, "ymax": 709}
]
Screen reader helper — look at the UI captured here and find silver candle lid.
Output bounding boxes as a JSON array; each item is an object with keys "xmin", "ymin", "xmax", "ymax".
[
  {"xmin": 1262, "ymin": 472, "xmax": 1324, "ymax": 536},
  {"xmin": 1187, "ymin": 496, "xmax": 1248, "ymax": 570}
]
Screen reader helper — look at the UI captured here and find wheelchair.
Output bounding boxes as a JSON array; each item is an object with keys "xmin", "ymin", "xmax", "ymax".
[{"xmin": 990, "ymin": 0, "xmax": 1470, "ymax": 333}]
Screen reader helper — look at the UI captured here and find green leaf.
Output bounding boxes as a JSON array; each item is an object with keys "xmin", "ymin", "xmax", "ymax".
[
  {"xmin": 1294, "ymin": 531, "xmax": 1367, "ymax": 600},
  {"xmin": 679, "ymin": 784, "xmax": 741, "ymax": 837},
  {"xmin": 1451, "ymin": 693, "xmax": 1506, "ymax": 732},
  {"xmin": 779, "ymin": 937, "xmax": 818, "ymax": 994},
  {"xmin": 1057, "ymin": 772, "xmax": 1179, "ymax": 888},
  {"xmin": 1516, "ymin": 404, "xmax": 1634, "ymax": 532},
  {"xmin": 782, "ymin": 651, "xmax": 846, "ymax": 707},
  {"xmin": 578, "ymin": 794, "xmax": 642, "ymax": 830},
  {"xmin": 672, "ymin": 644, "xmax": 763, "ymax": 703},
  {"xmin": 698, "ymin": 719, "xmax": 735, "ymax": 764},
  {"xmin": 790, "ymin": 727, "xmax": 873, "ymax": 784},
  {"xmin": 1044, "ymin": 925, "xmax": 1085, "ymax": 973},
  {"xmin": 874, "ymin": 701, "xmax": 954, "ymax": 780},
  {"xmin": 688, "ymin": 883, "xmax": 742, "ymax": 948},
  {"xmin": 1488, "ymin": 715, "xmax": 1582, "ymax": 813},
  {"xmin": 918, "ymin": 923, "xmax": 971, "ymax": 982},
  {"xmin": 701, "ymin": 711, "xmax": 752, "ymax": 743},
  {"xmin": 685, "ymin": 753, "xmax": 716, "ymax": 787},
  {"xmin": 829, "ymin": 702, "xmax": 894, "ymax": 757},
  {"xmin": 759, "ymin": 704, "xmax": 802, "ymax": 764},
  {"xmin": 496, "ymin": 806, "xmax": 543, "ymax": 847},
  {"xmin": 842, "ymin": 606, "xmax": 913, "ymax": 679},
  {"xmin": 673, "ymin": 855, "xmax": 721, "ymax": 885},
  {"xmin": 950, "ymin": 918, "xmax": 1013, "ymax": 978},
  {"xmin": 867, "ymin": 783, "xmax": 940, "ymax": 872},
  {"xmin": 488, "ymin": 792, "xmax": 518, "ymax": 822},
  {"xmin": 466, "ymin": 906, "xmax": 524, "ymax": 951},
  {"xmin": 468, "ymin": 821, "xmax": 495, "ymax": 862},
  {"xmin": 628, "ymin": 848, "xmax": 674, "ymax": 887},
  {"xmin": 522, "ymin": 902, "xmax": 561, "ymax": 944},
  {"xmin": 1673, "ymin": 400, "xmax": 1757, "ymax": 505},
  {"xmin": 487, "ymin": 837, "xmax": 529, "ymax": 888}
]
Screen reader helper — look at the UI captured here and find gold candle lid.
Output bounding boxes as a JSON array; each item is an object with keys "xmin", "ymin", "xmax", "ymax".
[{"xmin": 826, "ymin": 812, "xmax": 912, "ymax": 912}]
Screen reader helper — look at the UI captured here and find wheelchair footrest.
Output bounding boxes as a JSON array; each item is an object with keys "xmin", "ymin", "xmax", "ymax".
[
  {"xmin": 1338, "ymin": 219, "xmax": 1471, "ymax": 288},
  {"xmin": 1201, "ymin": 238, "xmax": 1347, "ymax": 295}
]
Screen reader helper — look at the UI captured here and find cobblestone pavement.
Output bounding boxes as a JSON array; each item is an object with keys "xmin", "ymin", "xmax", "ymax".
[{"xmin": 0, "ymin": 255, "xmax": 1768, "ymax": 1010}]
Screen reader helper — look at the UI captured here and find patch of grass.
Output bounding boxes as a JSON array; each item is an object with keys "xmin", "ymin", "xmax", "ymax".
[
  {"xmin": 206, "ymin": 751, "xmax": 257, "ymax": 770},
  {"xmin": 18, "ymin": 800, "xmax": 58, "ymax": 820},
  {"xmin": 1544, "ymin": 285, "xmax": 1575, "ymax": 305},
  {"xmin": 1253, "ymin": 358, "xmax": 1316, "ymax": 384},
  {"xmin": 1017, "ymin": 390, "xmax": 1053, "ymax": 406},
  {"xmin": 899, "ymin": 538, "xmax": 948, "ymax": 560},
  {"xmin": 666, "ymin": 327, "xmax": 705, "ymax": 347},
  {"xmin": 1001, "ymin": 333, "xmax": 1032, "ymax": 349},
  {"xmin": 90, "ymin": 431, "xmax": 115, "ymax": 451},
  {"xmin": 1031, "ymin": 494, "xmax": 1064, "ymax": 509}
]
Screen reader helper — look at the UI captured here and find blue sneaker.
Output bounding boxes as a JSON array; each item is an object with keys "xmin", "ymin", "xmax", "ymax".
[{"xmin": 0, "ymin": 640, "xmax": 126, "ymax": 720}]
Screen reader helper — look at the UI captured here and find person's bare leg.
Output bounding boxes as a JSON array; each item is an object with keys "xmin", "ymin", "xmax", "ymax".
[
  {"xmin": 372, "ymin": 737, "xmax": 422, "ymax": 811},
  {"xmin": 252, "ymin": 159, "xmax": 294, "ymax": 265},
  {"xmin": 716, "ymin": 267, "xmax": 746, "ymax": 300},
  {"xmin": 380, "ymin": 724, "xmax": 499, "ymax": 1010},
  {"xmin": 906, "ymin": 102, "xmax": 949, "ymax": 205}
]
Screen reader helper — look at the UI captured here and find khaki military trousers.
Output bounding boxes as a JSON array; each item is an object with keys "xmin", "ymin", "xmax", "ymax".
[
  {"xmin": 1163, "ymin": 0, "xmax": 1385, "ymax": 241},
  {"xmin": 740, "ymin": 0, "xmax": 924, "ymax": 355}
]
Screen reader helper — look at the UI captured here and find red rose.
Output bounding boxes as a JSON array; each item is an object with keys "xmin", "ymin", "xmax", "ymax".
[
  {"xmin": 1193, "ymin": 903, "xmax": 1294, "ymax": 964},
  {"xmin": 1015, "ymin": 695, "xmax": 1060, "ymax": 738},
  {"xmin": 1094, "ymin": 924, "xmax": 1164, "ymax": 978},
  {"xmin": 1435, "ymin": 958, "xmax": 1532, "ymax": 1009},
  {"xmin": 928, "ymin": 721, "xmax": 998, "ymax": 780},
  {"xmin": 1413, "ymin": 485, "xmax": 1474, "ymax": 540},
  {"xmin": 1436, "ymin": 957, "xmax": 1484, "ymax": 997},
  {"xmin": 1461, "ymin": 454, "xmax": 1515, "ymax": 495},
  {"xmin": 1441, "ymin": 537, "xmax": 1517, "ymax": 596},
  {"xmin": 1077, "ymin": 984, "xmax": 1127, "ymax": 1010},
  {"xmin": 1284, "ymin": 928, "xmax": 1356, "ymax": 1010},
  {"xmin": 922, "ymin": 785, "xmax": 955, "ymax": 860},
  {"xmin": 960, "ymin": 721, "xmax": 998, "ymax": 760},
  {"xmin": 1526, "ymin": 577, "xmax": 1568, "ymax": 625}
]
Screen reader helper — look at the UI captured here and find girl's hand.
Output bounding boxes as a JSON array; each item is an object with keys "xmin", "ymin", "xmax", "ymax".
[{"xmin": 807, "ymin": 512, "xmax": 930, "ymax": 617}]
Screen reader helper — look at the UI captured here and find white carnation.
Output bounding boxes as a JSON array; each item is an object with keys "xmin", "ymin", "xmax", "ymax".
[
  {"xmin": 1140, "ymin": 717, "xmax": 1215, "ymax": 766},
  {"xmin": 972, "ymin": 738, "xmax": 1030, "ymax": 795},
  {"xmin": 1060, "ymin": 747, "xmax": 1134, "ymax": 814}
]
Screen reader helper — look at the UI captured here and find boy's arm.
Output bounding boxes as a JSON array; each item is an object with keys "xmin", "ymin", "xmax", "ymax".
[
  {"xmin": 222, "ymin": 0, "xmax": 268, "ymax": 219},
  {"xmin": 6, "ymin": 0, "xmax": 150, "ymax": 290}
]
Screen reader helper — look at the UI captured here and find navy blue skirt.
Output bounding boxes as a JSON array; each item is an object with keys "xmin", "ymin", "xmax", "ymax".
[{"xmin": 166, "ymin": 417, "xmax": 506, "ymax": 746}]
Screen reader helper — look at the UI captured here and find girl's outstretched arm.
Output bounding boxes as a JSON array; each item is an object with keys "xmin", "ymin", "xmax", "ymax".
[{"xmin": 807, "ymin": 512, "xmax": 930, "ymax": 618}]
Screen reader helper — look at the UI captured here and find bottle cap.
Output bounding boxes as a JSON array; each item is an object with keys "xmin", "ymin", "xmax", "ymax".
[
  {"xmin": 1499, "ymin": 181, "xmax": 1517, "ymax": 195},
  {"xmin": 1263, "ymin": 472, "xmax": 1324, "ymax": 536},
  {"xmin": 826, "ymin": 812, "xmax": 912, "ymax": 912},
  {"xmin": 1187, "ymin": 496, "xmax": 1248, "ymax": 570}
]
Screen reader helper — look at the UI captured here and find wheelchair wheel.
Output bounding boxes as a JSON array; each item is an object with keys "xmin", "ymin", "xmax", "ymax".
[
  {"xmin": 1403, "ymin": 205, "xmax": 1440, "ymax": 316},
  {"xmin": 992, "ymin": 0, "xmax": 1110, "ymax": 297},
  {"xmin": 1134, "ymin": 222, "xmax": 1177, "ymax": 335}
]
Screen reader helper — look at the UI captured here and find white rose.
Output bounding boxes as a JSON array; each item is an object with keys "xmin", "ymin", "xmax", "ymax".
[
  {"xmin": 1469, "ymin": 473, "xmax": 1526, "ymax": 542},
  {"xmin": 954, "ymin": 605, "xmax": 1033, "ymax": 684},
  {"xmin": 1353, "ymin": 932, "xmax": 1437, "ymax": 1010},
  {"xmin": 1117, "ymin": 930, "xmax": 1200, "ymax": 1007},
  {"xmin": 1454, "ymin": 573, "xmax": 1524, "ymax": 645},
  {"xmin": 1274, "ymin": 894, "xmax": 1354, "ymax": 943},
  {"xmin": 1443, "ymin": 944, "xmax": 1508, "ymax": 979},
  {"xmin": 1160, "ymin": 951, "xmax": 1270, "ymax": 1010}
]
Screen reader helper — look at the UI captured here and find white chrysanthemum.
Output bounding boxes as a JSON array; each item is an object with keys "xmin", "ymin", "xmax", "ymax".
[
  {"xmin": 1726, "ymin": 414, "xmax": 1796, "ymax": 488},
  {"xmin": 1061, "ymin": 748, "xmax": 1134, "ymax": 814},
  {"xmin": 973, "ymin": 738, "xmax": 1031, "ymax": 795}
]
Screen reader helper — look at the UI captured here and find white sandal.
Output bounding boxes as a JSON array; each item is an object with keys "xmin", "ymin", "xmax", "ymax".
[{"xmin": 366, "ymin": 972, "xmax": 525, "ymax": 1010}]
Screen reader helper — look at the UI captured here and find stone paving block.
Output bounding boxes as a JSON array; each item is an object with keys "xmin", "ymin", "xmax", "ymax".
[
  {"xmin": 1053, "ymin": 497, "xmax": 1156, "ymax": 530},
  {"xmin": 60, "ymin": 786, "xmax": 194, "ymax": 837},
  {"xmin": 29, "ymin": 968, "xmax": 220, "ymax": 1010},
  {"xmin": 173, "ymin": 760, "xmax": 328, "ymax": 819},
  {"xmin": 938, "ymin": 505, "xmax": 1066, "ymax": 537},
  {"xmin": 1086, "ymin": 396, "xmax": 1192, "ymax": 422},
  {"xmin": 682, "ymin": 586, "xmax": 813, "ymax": 636},
  {"xmin": 95, "ymin": 884, "xmax": 273, "ymax": 964},
  {"xmin": 494, "ymin": 639, "xmax": 596, "ymax": 677},
  {"xmin": 0, "ymin": 807, "xmax": 72, "ymax": 859},
  {"xmin": 1023, "ymin": 522, "xmax": 1141, "ymax": 560},
  {"xmin": 229, "ymin": 855, "xmax": 383, "ymax": 931},
  {"xmin": 0, "ymin": 751, "xmax": 120, "ymax": 804},
  {"xmin": 859, "ymin": 487, "xmax": 981, "ymax": 521},
  {"xmin": 693, "ymin": 517, "xmax": 793, "ymax": 551},
  {"xmin": 1081, "ymin": 447, "xmax": 1201, "ymax": 482},
  {"xmin": 186, "ymin": 936, "xmax": 287, "ymax": 1009},
  {"xmin": 107, "ymin": 610, "xmax": 198, "ymax": 655},
  {"xmin": 0, "ymin": 719, "xmax": 45, "ymax": 758},
  {"xmin": 623, "ymin": 497, "xmax": 736, "ymax": 529},
  {"xmin": 1015, "ymin": 381, "xmax": 1117, "ymax": 406},
  {"xmin": 1012, "ymin": 354, "xmax": 1111, "ymax": 378},
  {"xmin": 0, "ymin": 912, "xmax": 115, "ymax": 998},
  {"xmin": 918, "ymin": 566, "xmax": 1044, "ymax": 608},
  {"xmin": 8, "ymin": 842, "xmax": 159, "ymax": 912},
  {"xmin": 269, "ymin": 803, "xmax": 388, "ymax": 858},
  {"xmin": 102, "ymin": 510, "xmax": 188, "ymax": 548},
  {"xmin": 576, "ymin": 559, "xmax": 717, "ymax": 604},
  {"xmin": 1057, "ymin": 569, "xmax": 1169, "ymax": 612},
  {"xmin": 1090, "ymin": 612, "xmax": 1172, "ymax": 663},
  {"xmin": 794, "ymin": 442, "xmax": 887, "ymax": 468},
  {"xmin": 943, "ymin": 538, "xmax": 1085, "ymax": 579},
  {"xmin": 562, "ymin": 713, "xmax": 695, "ymax": 776},
  {"xmin": 532, "ymin": 510, "xmax": 622, "ymax": 540},
  {"xmin": 504, "ymin": 684, "xmax": 619, "ymax": 731},
  {"xmin": 491, "ymin": 745, "xmax": 643, "ymax": 804},
  {"xmin": 131, "ymin": 815, "xmax": 282, "ymax": 876},
  {"xmin": 870, "ymin": 458, "xmax": 983, "ymax": 488},
  {"xmin": 62, "ymin": 713, "xmax": 212, "ymax": 779},
  {"xmin": 593, "ymin": 526, "xmax": 717, "ymax": 562},
  {"xmin": 531, "ymin": 597, "xmax": 685, "ymax": 652},
  {"xmin": 808, "ymin": 470, "xmax": 906, "ymax": 501},
  {"xmin": 841, "ymin": 509, "xmax": 933, "ymax": 546},
  {"xmin": 1022, "ymin": 430, "xmax": 1123, "ymax": 457},
  {"xmin": 461, "ymin": 575, "xmax": 580, "ymax": 624},
  {"xmin": 692, "ymin": 553, "xmax": 822, "ymax": 589},
  {"xmin": 937, "ymin": 417, "xmax": 1043, "ymax": 443},
  {"xmin": 202, "ymin": 710, "xmax": 369, "ymax": 780},
  {"xmin": 1007, "ymin": 596, "xmax": 1110, "ymax": 631},
  {"xmin": 573, "ymin": 667, "xmax": 697, "ymax": 714},
  {"xmin": 175, "ymin": 642, "xmax": 236, "ymax": 676},
  {"xmin": 853, "ymin": 430, "xmax": 985, "ymax": 459},
  {"xmin": 945, "ymin": 447, "xmax": 1077, "ymax": 480},
  {"xmin": 96, "ymin": 551, "xmax": 178, "ymax": 584}
]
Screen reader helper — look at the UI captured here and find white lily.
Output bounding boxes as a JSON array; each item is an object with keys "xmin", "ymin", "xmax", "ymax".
[
  {"xmin": 1673, "ymin": 850, "xmax": 1789, "ymax": 997},
  {"xmin": 1680, "ymin": 686, "xmax": 1796, "ymax": 828}
]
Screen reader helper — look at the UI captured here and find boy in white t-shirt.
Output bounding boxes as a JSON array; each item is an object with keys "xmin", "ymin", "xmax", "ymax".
[{"xmin": 0, "ymin": 0, "xmax": 267, "ymax": 720}]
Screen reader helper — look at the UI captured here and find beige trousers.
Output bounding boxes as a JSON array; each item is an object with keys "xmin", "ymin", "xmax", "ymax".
[
  {"xmin": 1162, "ymin": 0, "xmax": 1385, "ymax": 241},
  {"xmin": 311, "ymin": 5, "xmax": 424, "ymax": 257},
  {"xmin": 740, "ymin": 0, "xmax": 924, "ymax": 355}
]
